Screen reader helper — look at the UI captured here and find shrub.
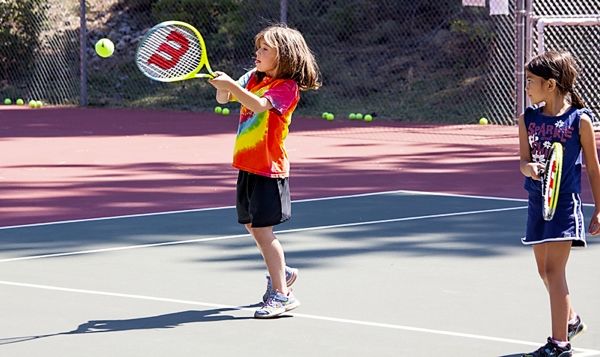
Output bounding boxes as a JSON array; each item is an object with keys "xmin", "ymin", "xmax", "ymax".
[{"xmin": 0, "ymin": 0, "xmax": 48, "ymax": 80}]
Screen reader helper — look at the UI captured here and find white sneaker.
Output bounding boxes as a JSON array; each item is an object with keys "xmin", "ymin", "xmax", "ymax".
[
  {"xmin": 262, "ymin": 266, "xmax": 298, "ymax": 303},
  {"xmin": 254, "ymin": 291, "xmax": 300, "ymax": 319}
]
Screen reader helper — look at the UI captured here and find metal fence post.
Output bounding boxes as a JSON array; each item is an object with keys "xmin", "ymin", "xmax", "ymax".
[
  {"xmin": 516, "ymin": 0, "xmax": 525, "ymax": 119},
  {"xmin": 524, "ymin": 0, "xmax": 534, "ymax": 64},
  {"xmin": 80, "ymin": 0, "xmax": 88, "ymax": 106},
  {"xmin": 280, "ymin": 0, "xmax": 288, "ymax": 24}
]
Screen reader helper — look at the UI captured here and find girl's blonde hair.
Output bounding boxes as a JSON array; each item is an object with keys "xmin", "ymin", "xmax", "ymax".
[
  {"xmin": 255, "ymin": 24, "xmax": 321, "ymax": 91},
  {"xmin": 526, "ymin": 51, "xmax": 585, "ymax": 109}
]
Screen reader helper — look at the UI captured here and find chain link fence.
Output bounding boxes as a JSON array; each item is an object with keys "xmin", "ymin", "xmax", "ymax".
[
  {"xmin": 0, "ymin": 0, "xmax": 597, "ymax": 124},
  {"xmin": 0, "ymin": 0, "xmax": 80, "ymax": 105},
  {"xmin": 527, "ymin": 0, "xmax": 600, "ymax": 128}
]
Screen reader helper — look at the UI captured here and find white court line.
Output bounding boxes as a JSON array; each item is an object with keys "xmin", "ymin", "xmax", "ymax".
[
  {"xmin": 296, "ymin": 189, "xmax": 528, "ymax": 203},
  {"xmin": 0, "ymin": 189, "xmax": 593, "ymax": 231},
  {"xmin": 0, "ymin": 280, "xmax": 598, "ymax": 356},
  {"xmin": 0, "ymin": 205, "xmax": 236, "ymax": 231},
  {"xmin": 0, "ymin": 189, "xmax": 527, "ymax": 231},
  {"xmin": 0, "ymin": 206, "xmax": 526, "ymax": 263}
]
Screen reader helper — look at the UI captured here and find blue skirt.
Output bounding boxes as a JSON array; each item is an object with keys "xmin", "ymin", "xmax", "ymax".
[{"xmin": 522, "ymin": 192, "xmax": 586, "ymax": 247}]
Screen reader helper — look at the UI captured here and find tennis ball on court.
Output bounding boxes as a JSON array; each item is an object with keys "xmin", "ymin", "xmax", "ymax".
[
  {"xmin": 364, "ymin": 114, "xmax": 373, "ymax": 122},
  {"xmin": 28, "ymin": 99, "xmax": 36, "ymax": 108},
  {"xmin": 479, "ymin": 117, "xmax": 488, "ymax": 125},
  {"xmin": 16, "ymin": 98, "xmax": 24, "ymax": 105},
  {"xmin": 355, "ymin": 113, "xmax": 363, "ymax": 120},
  {"xmin": 221, "ymin": 108, "xmax": 230, "ymax": 115},
  {"xmin": 326, "ymin": 113, "xmax": 334, "ymax": 121},
  {"xmin": 95, "ymin": 38, "xmax": 114, "ymax": 58},
  {"xmin": 4, "ymin": 98, "xmax": 12, "ymax": 105},
  {"xmin": 214, "ymin": 106, "xmax": 223, "ymax": 114},
  {"xmin": 321, "ymin": 112, "xmax": 329, "ymax": 119},
  {"xmin": 36, "ymin": 100, "xmax": 43, "ymax": 108},
  {"xmin": 349, "ymin": 113, "xmax": 356, "ymax": 120}
]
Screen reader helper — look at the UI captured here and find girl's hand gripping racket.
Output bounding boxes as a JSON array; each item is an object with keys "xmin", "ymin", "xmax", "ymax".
[
  {"xmin": 541, "ymin": 142, "xmax": 563, "ymax": 221},
  {"xmin": 136, "ymin": 21, "xmax": 215, "ymax": 82}
]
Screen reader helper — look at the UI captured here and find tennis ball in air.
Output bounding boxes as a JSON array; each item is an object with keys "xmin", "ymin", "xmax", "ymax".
[
  {"xmin": 479, "ymin": 117, "xmax": 488, "ymax": 125},
  {"xmin": 95, "ymin": 38, "xmax": 114, "ymax": 58},
  {"xmin": 222, "ymin": 108, "xmax": 230, "ymax": 115},
  {"xmin": 349, "ymin": 113, "xmax": 356, "ymax": 120},
  {"xmin": 4, "ymin": 98, "xmax": 12, "ymax": 105},
  {"xmin": 16, "ymin": 98, "xmax": 24, "ymax": 105},
  {"xmin": 364, "ymin": 114, "xmax": 373, "ymax": 122},
  {"xmin": 214, "ymin": 106, "xmax": 222, "ymax": 114},
  {"xmin": 326, "ymin": 113, "xmax": 334, "ymax": 121}
]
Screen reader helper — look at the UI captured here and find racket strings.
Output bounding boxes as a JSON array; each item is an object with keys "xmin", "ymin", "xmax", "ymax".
[{"xmin": 137, "ymin": 25, "xmax": 203, "ymax": 80}]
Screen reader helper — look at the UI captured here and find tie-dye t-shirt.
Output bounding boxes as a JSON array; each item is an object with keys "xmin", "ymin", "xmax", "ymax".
[{"xmin": 232, "ymin": 70, "xmax": 299, "ymax": 178}]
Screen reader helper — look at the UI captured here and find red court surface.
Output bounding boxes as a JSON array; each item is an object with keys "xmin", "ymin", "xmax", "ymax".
[{"xmin": 1, "ymin": 107, "xmax": 597, "ymax": 227}]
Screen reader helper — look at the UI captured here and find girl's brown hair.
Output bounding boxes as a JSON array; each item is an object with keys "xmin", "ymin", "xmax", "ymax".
[
  {"xmin": 254, "ymin": 24, "xmax": 321, "ymax": 91},
  {"xmin": 526, "ymin": 51, "xmax": 585, "ymax": 108}
]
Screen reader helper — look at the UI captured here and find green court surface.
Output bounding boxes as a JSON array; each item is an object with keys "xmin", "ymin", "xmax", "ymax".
[{"xmin": 1, "ymin": 191, "xmax": 599, "ymax": 356}]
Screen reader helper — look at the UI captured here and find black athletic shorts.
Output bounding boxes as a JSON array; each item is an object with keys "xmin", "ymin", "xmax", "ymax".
[{"xmin": 236, "ymin": 170, "xmax": 291, "ymax": 227}]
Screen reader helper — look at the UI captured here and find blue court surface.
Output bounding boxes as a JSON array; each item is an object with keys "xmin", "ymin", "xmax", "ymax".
[{"xmin": 0, "ymin": 191, "xmax": 599, "ymax": 356}]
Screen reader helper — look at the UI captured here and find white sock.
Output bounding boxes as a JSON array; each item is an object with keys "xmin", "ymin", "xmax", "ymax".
[
  {"xmin": 568, "ymin": 315, "xmax": 578, "ymax": 325},
  {"xmin": 552, "ymin": 338, "xmax": 569, "ymax": 348}
]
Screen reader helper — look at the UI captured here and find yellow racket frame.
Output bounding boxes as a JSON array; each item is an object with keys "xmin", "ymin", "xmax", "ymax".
[
  {"xmin": 137, "ymin": 21, "xmax": 215, "ymax": 82},
  {"xmin": 543, "ymin": 142, "xmax": 563, "ymax": 221}
]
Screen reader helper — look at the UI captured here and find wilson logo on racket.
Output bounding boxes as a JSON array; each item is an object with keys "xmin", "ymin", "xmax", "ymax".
[
  {"xmin": 547, "ymin": 161, "xmax": 558, "ymax": 205},
  {"xmin": 147, "ymin": 30, "xmax": 190, "ymax": 70},
  {"xmin": 542, "ymin": 142, "xmax": 563, "ymax": 221},
  {"xmin": 136, "ymin": 21, "xmax": 215, "ymax": 82}
]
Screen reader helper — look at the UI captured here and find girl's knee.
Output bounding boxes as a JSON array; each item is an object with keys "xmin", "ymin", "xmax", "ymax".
[
  {"xmin": 251, "ymin": 227, "xmax": 276, "ymax": 245},
  {"xmin": 535, "ymin": 260, "xmax": 548, "ymax": 281},
  {"xmin": 537, "ymin": 267, "xmax": 548, "ymax": 282},
  {"xmin": 541, "ymin": 265, "xmax": 566, "ymax": 284}
]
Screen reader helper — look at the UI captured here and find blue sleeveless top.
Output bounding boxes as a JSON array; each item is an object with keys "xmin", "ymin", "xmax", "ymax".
[{"xmin": 523, "ymin": 106, "xmax": 593, "ymax": 194}]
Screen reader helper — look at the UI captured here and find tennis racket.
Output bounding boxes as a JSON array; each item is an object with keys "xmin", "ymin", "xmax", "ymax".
[
  {"xmin": 136, "ymin": 21, "xmax": 215, "ymax": 82},
  {"xmin": 541, "ymin": 142, "xmax": 563, "ymax": 221}
]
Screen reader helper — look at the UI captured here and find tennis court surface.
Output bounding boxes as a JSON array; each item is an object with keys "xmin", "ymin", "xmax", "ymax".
[
  {"xmin": 2, "ymin": 1, "xmax": 600, "ymax": 355},
  {"xmin": 1, "ymin": 108, "xmax": 599, "ymax": 356},
  {"xmin": 1, "ymin": 191, "xmax": 599, "ymax": 356}
]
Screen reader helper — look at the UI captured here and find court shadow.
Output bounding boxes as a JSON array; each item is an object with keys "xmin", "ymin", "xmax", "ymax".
[
  {"xmin": 67, "ymin": 307, "xmax": 256, "ymax": 334},
  {"xmin": 0, "ymin": 306, "xmax": 258, "ymax": 346}
]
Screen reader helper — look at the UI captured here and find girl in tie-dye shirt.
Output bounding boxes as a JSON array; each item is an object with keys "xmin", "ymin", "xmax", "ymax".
[
  {"xmin": 231, "ymin": 68, "xmax": 298, "ymax": 178},
  {"xmin": 209, "ymin": 25, "xmax": 320, "ymax": 319}
]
